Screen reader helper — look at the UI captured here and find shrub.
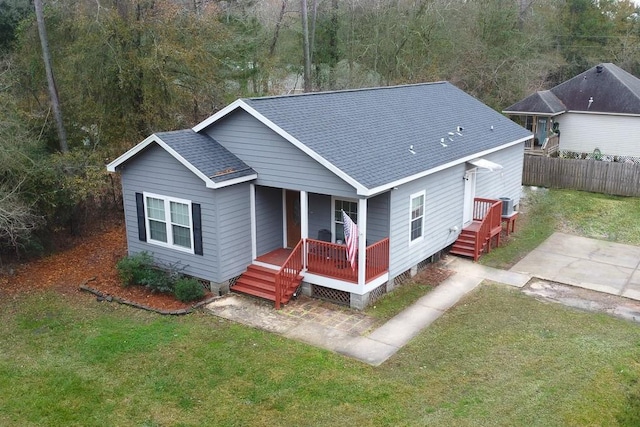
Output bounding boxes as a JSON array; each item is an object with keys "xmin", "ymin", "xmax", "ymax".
[
  {"xmin": 116, "ymin": 252, "xmax": 154, "ymax": 287},
  {"xmin": 174, "ymin": 277, "xmax": 205, "ymax": 302},
  {"xmin": 139, "ymin": 268, "xmax": 174, "ymax": 294}
]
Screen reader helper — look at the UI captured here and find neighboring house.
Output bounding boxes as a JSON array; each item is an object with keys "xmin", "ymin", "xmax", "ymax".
[
  {"xmin": 107, "ymin": 82, "xmax": 532, "ymax": 309},
  {"xmin": 504, "ymin": 63, "xmax": 640, "ymax": 161}
]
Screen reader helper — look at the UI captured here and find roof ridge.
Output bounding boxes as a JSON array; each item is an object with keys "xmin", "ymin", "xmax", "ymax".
[
  {"xmin": 602, "ymin": 63, "xmax": 640, "ymax": 103},
  {"xmin": 245, "ymin": 81, "xmax": 448, "ymax": 101}
]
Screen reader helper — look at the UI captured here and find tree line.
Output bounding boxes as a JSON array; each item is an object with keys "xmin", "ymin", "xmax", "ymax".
[{"xmin": 1, "ymin": 0, "xmax": 639, "ymax": 260}]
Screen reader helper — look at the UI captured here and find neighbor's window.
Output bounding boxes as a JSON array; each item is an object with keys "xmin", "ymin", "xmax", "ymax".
[
  {"xmin": 334, "ymin": 199, "xmax": 357, "ymax": 243},
  {"xmin": 410, "ymin": 191, "xmax": 425, "ymax": 242},
  {"xmin": 144, "ymin": 193, "xmax": 192, "ymax": 252}
]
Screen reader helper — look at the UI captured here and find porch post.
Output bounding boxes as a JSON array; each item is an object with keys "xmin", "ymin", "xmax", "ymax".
[
  {"xmin": 250, "ymin": 183, "xmax": 257, "ymax": 260},
  {"xmin": 300, "ymin": 191, "xmax": 308, "ymax": 269},
  {"xmin": 357, "ymin": 198, "xmax": 367, "ymax": 287}
]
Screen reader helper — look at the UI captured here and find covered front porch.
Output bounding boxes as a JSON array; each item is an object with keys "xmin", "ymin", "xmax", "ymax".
[{"xmin": 233, "ymin": 184, "xmax": 391, "ymax": 309}]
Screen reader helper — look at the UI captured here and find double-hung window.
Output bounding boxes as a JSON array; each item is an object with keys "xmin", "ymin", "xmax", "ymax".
[
  {"xmin": 334, "ymin": 199, "xmax": 357, "ymax": 243},
  {"xmin": 410, "ymin": 191, "xmax": 425, "ymax": 243},
  {"xmin": 144, "ymin": 192, "xmax": 193, "ymax": 252}
]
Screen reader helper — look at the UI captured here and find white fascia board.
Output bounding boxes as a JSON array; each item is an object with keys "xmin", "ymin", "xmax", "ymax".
[
  {"xmin": 502, "ymin": 110, "xmax": 565, "ymax": 117},
  {"xmin": 566, "ymin": 110, "xmax": 640, "ymax": 118},
  {"xmin": 106, "ymin": 133, "xmax": 256, "ymax": 189},
  {"xmin": 193, "ymin": 99, "xmax": 368, "ymax": 195},
  {"xmin": 361, "ymin": 136, "xmax": 532, "ymax": 197},
  {"xmin": 192, "ymin": 99, "xmax": 246, "ymax": 132}
]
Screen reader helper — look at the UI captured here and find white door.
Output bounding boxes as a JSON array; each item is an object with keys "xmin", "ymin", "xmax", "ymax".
[{"xmin": 462, "ymin": 169, "xmax": 476, "ymax": 225}]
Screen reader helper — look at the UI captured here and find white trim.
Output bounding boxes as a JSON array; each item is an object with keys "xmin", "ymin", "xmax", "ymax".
[
  {"xmin": 300, "ymin": 191, "xmax": 308, "ymax": 241},
  {"xmin": 142, "ymin": 192, "xmax": 194, "ymax": 254},
  {"xmin": 250, "ymin": 184, "xmax": 257, "ymax": 260},
  {"xmin": 253, "ymin": 261, "xmax": 280, "ymax": 271},
  {"xmin": 409, "ymin": 190, "xmax": 426, "ymax": 245},
  {"xmin": 302, "ymin": 271, "xmax": 389, "ymax": 295},
  {"xmin": 281, "ymin": 189, "xmax": 287, "ymax": 248},
  {"xmin": 566, "ymin": 110, "xmax": 640, "ymax": 118},
  {"xmin": 357, "ymin": 198, "xmax": 367, "ymax": 287},
  {"xmin": 106, "ymin": 133, "xmax": 257, "ymax": 189},
  {"xmin": 193, "ymin": 100, "xmax": 369, "ymax": 194},
  {"xmin": 363, "ymin": 136, "xmax": 532, "ymax": 197},
  {"xmin": 502, "ymin": 110, "xmax": 565, "ymax": 117}
]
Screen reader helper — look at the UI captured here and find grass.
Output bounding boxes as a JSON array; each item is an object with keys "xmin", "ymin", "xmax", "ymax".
[
  {"xmin": 1, "ymin": 287, "xmax": 640, "ymax": 426},
  {"xmin": 481, "ymin": 188, "xmax": 640, "ymax": 269},
  {"xmin": 365, "ymin": 279, "xmax": 434, "ymax": 321}
]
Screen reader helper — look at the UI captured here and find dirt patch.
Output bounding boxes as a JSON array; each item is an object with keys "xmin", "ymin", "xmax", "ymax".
[
  {"xmin": 0, "ymin": 222, "xmax": 207, "ymax": 311},
  {"xmin": 413, "ymin": 261, "xmax": 453, "ymax": 286},
  {"xmin": 523, "ymin": 279, "xmax": 640, "ymax": 324}
]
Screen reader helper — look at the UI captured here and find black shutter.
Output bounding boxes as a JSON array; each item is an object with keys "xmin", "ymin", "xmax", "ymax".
[
  {"xmin": 192, "ymin": 203, "xmax": 203, "ymax": 256},
  {"xmin": 135, "ymin": 193, "xmax": 147, "ymax": 242}
]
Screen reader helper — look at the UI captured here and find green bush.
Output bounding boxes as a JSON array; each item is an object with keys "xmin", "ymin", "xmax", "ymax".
[
  {"xmin": 116, "ymin": 252, "xmax": 154, "ymax": 287},
  {"xmin": 139, "ymin": 268, "xmax": 174, "ymax": 294},
  {"xmin": 174, "ymin": 277, "xmax": 205, "ymax": 302}
]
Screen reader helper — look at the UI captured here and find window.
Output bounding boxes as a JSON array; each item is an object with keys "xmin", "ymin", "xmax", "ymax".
[
  {"xmin": 410, "ymin": 191, "xmax": 425, "ymax": 242},
  {"xmin": 334, "ymin": 199, "xmax": 357, "ymax": 243},
  {"xmin": 144, "ymin": 193, "xmax": 193, "ymax": 252}
]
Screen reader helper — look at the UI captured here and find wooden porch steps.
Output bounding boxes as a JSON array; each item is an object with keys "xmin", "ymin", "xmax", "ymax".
[
  {"xmin": 231, "ymin": 264, "xmax": 302, "ymax": 305},
  {"xmin": 449, "ymin": 223, "xmax": 486, "ymax": 261}
]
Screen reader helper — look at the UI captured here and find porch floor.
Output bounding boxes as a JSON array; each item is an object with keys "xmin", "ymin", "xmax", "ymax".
[{"xmin": 255, "ymin": 248, "xmax": 292, "ymax": 267}]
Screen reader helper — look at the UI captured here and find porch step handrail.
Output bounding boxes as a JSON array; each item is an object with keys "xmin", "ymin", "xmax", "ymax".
[
  {"xmin": 274, "ymin": 239, "xmax": 304, "ymax": 309},
  {"xmin": 472, "ymin": 198, "xmax": 502, "ymax": 256}
]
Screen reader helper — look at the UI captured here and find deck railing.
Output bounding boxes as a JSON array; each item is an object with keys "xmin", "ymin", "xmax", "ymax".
[
  {"xmin": 306, "ymin": 237, "xmax": 390, "ymax": 283},
  {"xmin": 472, "ymin": 198, "xmax": 502, "ymax": 256},
  {"xmin": 274, "ymin": 239, "xmax": 304, "ymax": 309}
]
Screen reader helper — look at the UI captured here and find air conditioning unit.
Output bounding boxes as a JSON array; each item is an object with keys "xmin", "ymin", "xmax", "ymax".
[{"xmin": 499, "ymin": 197, "xmax": 514, "ymax": 216}]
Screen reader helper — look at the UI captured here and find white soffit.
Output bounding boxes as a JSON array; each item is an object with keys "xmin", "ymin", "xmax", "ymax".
[{"xmin": 468, "ymin": 158, "xmax": 503, "ymax": 172}]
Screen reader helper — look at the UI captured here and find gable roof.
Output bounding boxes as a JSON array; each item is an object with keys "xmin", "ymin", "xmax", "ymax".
[
  {"xmin": 503, "ymin": 90, "xmax": 566, "ymax": 116},
  {"xmin": 107, "ymin": 129, "xmax": 257, "ymax": 188},
  {"xmin": 194, "ymin": 82, "xmax": 531, "ymax": 194},
  {"xmin": 504, "ymin": 63, "xmax": 640, "ymax": 116}
]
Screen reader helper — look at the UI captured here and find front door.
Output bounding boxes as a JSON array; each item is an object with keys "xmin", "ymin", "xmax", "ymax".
[
  {"xmin": 463, "ymin": 168, "xmax": 476, "ymax": 226},
  {"xmin": 285, "ymin": 190, "xmax": 301, "ymax": 248}
]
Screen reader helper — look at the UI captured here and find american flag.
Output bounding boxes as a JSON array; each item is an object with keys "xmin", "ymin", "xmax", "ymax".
[{"xmin": 342, "ymin": 210, "xmax": 358, "ymax": 271}]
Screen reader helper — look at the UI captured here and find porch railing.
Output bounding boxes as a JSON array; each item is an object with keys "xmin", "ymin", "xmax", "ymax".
[
  {"xmin": 472, "ymin": 198, "xmax": 502, "ymax": 256},
  {"xmin": 306, "ymin": 237, "xmax": 390, "ymax": 283},
  {"xmin": 274, "ymin": 239, "xmax": 304, "ymax": 309}
]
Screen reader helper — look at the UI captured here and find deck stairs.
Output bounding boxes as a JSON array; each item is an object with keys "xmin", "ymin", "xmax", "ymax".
[
  {"xmin": 450, "ymin": 198, "xmax": 503, "ymax": 261},
  {"xmin": 231, "ymin": 264, "xmax": 302, "ymax": 305},
  {"xmin": 449, "ymin": 221, "xmax": 488, "ymax": 261}
]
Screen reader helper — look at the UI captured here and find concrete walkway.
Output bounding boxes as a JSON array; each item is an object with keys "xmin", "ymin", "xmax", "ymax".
[
  {"xmin": 206, "ymin": 258, "xmax": 531, "ymax": 366},
  {"xmin": 511, "ymin": 232, "xmax": 640, "ymax": 301}
]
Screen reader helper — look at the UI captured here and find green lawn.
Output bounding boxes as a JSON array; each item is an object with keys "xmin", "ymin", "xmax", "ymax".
[
  {"xmin": 481, "ymin": 188, "xmax": 640, "ymax": 269},
  {"xmin": 2, "ymin": 286, "xmax": 640, "ymax": 426}
]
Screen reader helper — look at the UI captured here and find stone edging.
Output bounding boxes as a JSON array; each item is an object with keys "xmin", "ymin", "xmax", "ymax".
[{"xmin": 79, "ymin": 278, "xmax": 220, "ymax": 315}]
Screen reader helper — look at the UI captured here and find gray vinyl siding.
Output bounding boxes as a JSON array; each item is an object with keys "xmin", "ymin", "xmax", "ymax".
[
  {"xmin": 366, "ymin": 192, "xmax": 390, "ymax": 244},
  {"xmin": 308, "ymin": 193, "xmax": 332, "ymax": 240},
  {"xmin": 119, "ymin": 144, "xmax": 219, "ymax": 282},
  {"xmin": 255, "ymin": 186, "xmax": 283, "ymax": 256},
  {"xmin": 205, "ymin": 110, "xmax": 357, "ymax": 198},
  {"xmin": 388, "ymin": 165, "xmax": 465, "ymax": 278},
  {"xmin": 475, "ymin": 143, "xmax": 525, "ymax": 206},
  {"xmin": 216, "ymin": 183, "xmax": 253, "ymax": 279}
]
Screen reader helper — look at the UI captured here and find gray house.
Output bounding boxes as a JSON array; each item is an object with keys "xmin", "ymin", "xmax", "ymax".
[{"xmin": 107, "ymin": 82, "xmax": 532, "ymax": 309}]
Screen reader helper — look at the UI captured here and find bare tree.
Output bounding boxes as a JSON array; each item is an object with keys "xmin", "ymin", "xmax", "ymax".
[
  {"xmin": 33, "ymin": 0, "xmax": 68, "ymax": 152},
  {"xmin": 301, "ymin": 0, "xmax": 312, "ymax": 92}
]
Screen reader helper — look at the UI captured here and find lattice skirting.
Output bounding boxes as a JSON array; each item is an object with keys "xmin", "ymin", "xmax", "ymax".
[
  {"xmin": 393, "ymin": 269, "xmax": 412, "ymax": 287},
  {"xmin": 311, "ymin": 285, "xmax": 350, "ymax": 306},
  {"xmin": 368, "ymin": 283, "xmax": 387, "ymax": 305},
  {"xmin": 228, "ymin": 274, "xmax": 241, "ymax": 287}
]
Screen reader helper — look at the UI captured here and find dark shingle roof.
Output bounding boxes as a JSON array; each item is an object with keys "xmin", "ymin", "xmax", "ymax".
[
  {"xmin": 504, "ymin": 63, "xmax": 640, "ymax": 115},
  {"xmin": 156, "ymin": 129, "xmax": 255, "ymax": 183},
  {"xmin": 504, "ymin": 90, "xmax": 566, "ymax": 115},
  {"xmin": 243, "ymin": 82, "xmax": 531, "ymax": 189}
]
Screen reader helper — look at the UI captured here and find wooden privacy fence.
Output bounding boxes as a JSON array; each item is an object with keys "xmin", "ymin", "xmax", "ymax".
[{"xmin": 523, "ymin": 156, "xmax": 640, "ymax": 197}]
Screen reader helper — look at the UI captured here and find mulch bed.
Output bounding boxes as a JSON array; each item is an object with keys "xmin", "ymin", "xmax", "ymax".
[{"xmin": 0, "ymin": 221, "xmax": 211, "ymax": 312}]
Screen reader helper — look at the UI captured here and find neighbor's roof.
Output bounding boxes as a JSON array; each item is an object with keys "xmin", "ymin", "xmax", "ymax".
[
  {"xmin": 194, "ymin": 82, "xmax": 532, "ymax": 193},
  {"xmin": 504, "ymin": 63, "xmax": 640, "ymax": 116},
  {"xmin": 503, "ymin": 90, "xmax": 566, "ymax": 116},
  {"xmin": 107, "ymin": 129, "xmax": 256, "ymax": 188}
]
